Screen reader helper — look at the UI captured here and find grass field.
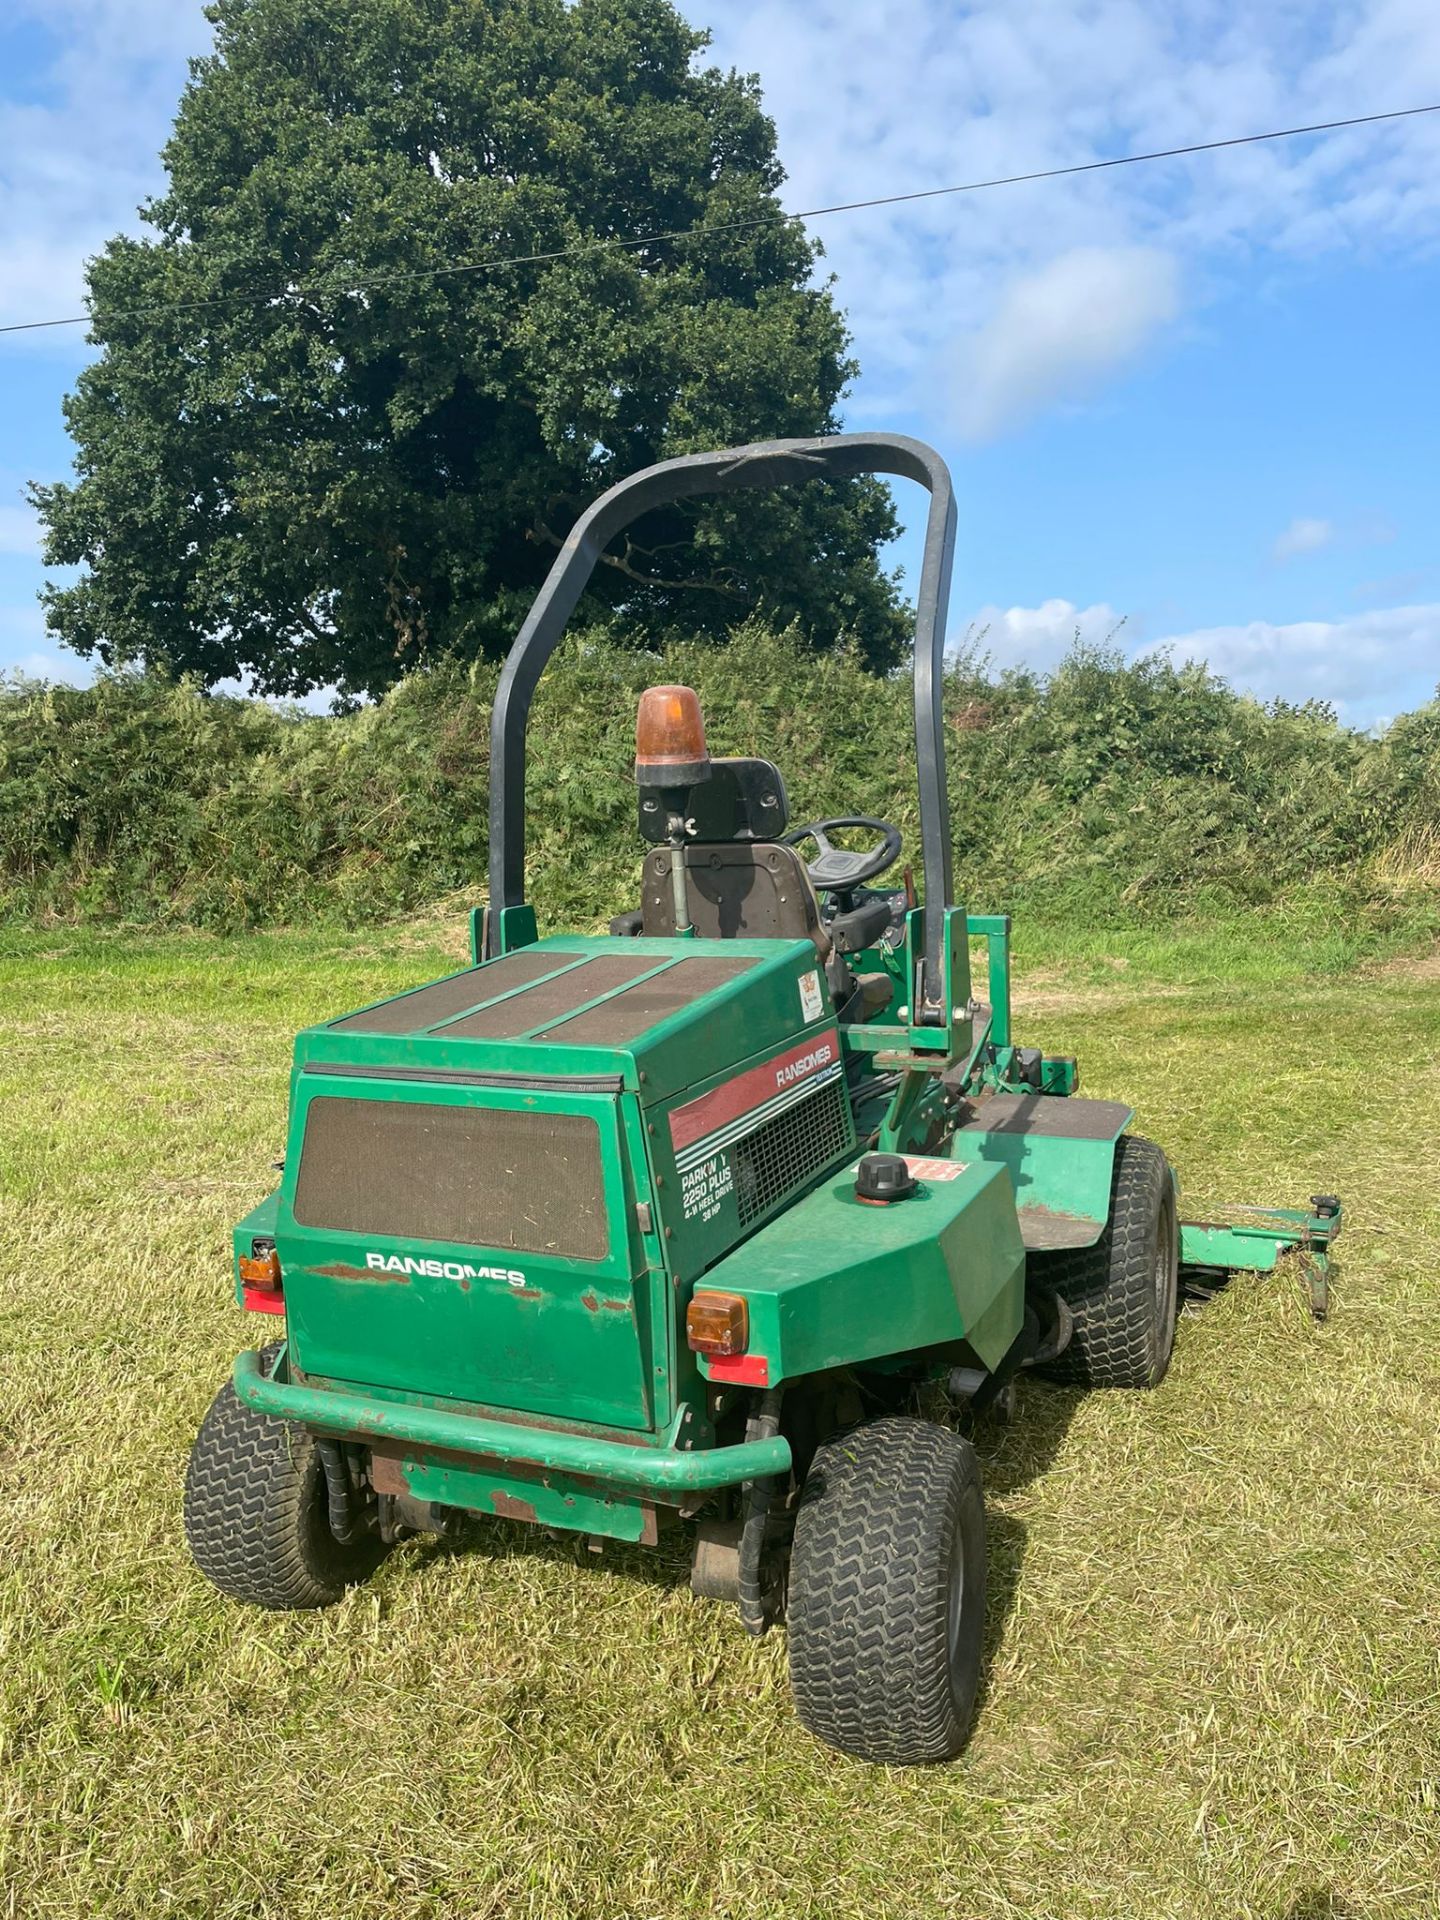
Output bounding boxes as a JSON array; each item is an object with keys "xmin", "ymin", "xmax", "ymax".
[{"xmin": 3, "ymin": 913, "xmax": 1438, "ymax": 1920}]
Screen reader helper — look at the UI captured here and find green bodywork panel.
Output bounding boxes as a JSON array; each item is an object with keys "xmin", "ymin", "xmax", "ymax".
[
  {"xmin": 291, "ymin": 932, "xmax": 827, "ymax": 1102},
  {"xmin": 954, "ymin": 1096, "xmax": 1133, "ymax": 1251},
  {"xmin": 699, "ymin": 1155, "xmax": 1026, "ymax": 1376},
  {"xmin": 281, "ymin": 1081, "xmax": 659, "ymax": 1429},
  {"xmin": 391, "ymin": 1452, "xmax": 653, "ymax": 1544},
  {"xmin": 269, "ymin": 934, "xmax": 853, "ymax": 1436}
]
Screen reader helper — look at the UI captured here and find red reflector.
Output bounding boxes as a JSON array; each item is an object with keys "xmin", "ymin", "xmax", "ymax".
[
  {"xmin": 242, "ymin": 1285, "xmax": 286, "ymax": 1316},
  {"xmin": 707, "ymin": 1352, "xmax": 770, "ymax": 1387}
]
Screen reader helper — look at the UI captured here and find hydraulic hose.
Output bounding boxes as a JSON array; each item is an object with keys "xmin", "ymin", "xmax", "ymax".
[{"xmin": 314, "ymin": 1437, "xmax": 364, "ymax": 1545}]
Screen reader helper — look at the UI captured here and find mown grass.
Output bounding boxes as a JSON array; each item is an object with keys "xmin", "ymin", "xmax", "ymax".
[{"xmin": 2, "ymin": 914, "xmax": 1438, "ymax": 1919}]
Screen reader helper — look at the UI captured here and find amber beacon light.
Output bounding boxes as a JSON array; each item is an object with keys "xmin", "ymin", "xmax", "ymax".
[{"xmin": 634, "ymin": 684, "xmax": 711, "ymax": 789}]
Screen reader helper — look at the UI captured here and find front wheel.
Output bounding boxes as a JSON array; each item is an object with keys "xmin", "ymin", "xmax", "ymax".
[
  {"xmin": 787, "ymin": 1416, "xmax": 986, "ymax": 1765},
  {"xmin": 183, "ymin": 1352, "xmax": 389, "ymax": 1609}
]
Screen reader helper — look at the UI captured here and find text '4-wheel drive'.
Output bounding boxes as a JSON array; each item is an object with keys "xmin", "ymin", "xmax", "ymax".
[{"xmin": 185, "ymin": 435, "xmax": 1342, "ymax": 1764}]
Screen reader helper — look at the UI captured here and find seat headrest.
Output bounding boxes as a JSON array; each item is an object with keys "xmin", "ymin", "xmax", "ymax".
[{"xmin": 637, "ymin": 756, "xmax": 789, "ymax": 845}]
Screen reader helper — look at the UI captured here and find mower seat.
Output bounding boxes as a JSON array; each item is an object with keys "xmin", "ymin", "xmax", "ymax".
[{"xmin": 639, "ymin": 842, "xmax": 830, "ymax": 954}]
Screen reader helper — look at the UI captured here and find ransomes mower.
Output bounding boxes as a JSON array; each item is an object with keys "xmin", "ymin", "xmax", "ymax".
[{"xmin": 184, "ymin": 434, "xmax": 1342, "ymax": 1764}]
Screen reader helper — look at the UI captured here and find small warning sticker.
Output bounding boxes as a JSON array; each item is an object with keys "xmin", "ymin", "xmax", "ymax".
[
  {"xmin": 902, "ymin": 1155, "xmax": 967, "ymax": 1182},
  {"xmin": 798, "ymin": 968, "xmax": 824, "ymax": 1022}
]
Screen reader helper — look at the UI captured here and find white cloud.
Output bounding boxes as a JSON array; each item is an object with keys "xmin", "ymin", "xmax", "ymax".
[
  {"xmin": 951, "ymin": 247, "xmax": 1179, "ymax": 439},
  {"xmin": 689, "ymin": 2, "xmax": 1440, "ymax": 432},
  {"xmin": 7, "ymin": 647, "xmax": 88, "ymax": 685},
  {"xmin": 1150, "ymin": 602, "xmax": 1440, "ymax": 715},
  {"xmin": 0, "ymin": 591, "xmax": 87, "ymax": 680},
  {"xmin": 947, "ymin": 595, "xmax": 1440, "ymax": 723},
  {"xmin": 955, "ymin": 598, "xmax": 1127, "ymax": 674},
  {"xmin": 0, "ymin": 504, "xmax": 41, "ymax": 555},
  {"xmin": 0, "ymin": 600, "xmax": 89, "ymax": 682},
  {"xmin": 0, "ymin": 3, "xmax": 211, "ymax": 342},
  {"xmin": 1272, "ymin": 516, "xmax": 1335, "ymax": 562}
]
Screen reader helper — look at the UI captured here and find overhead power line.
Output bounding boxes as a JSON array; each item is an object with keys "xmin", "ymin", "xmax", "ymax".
[{"xmin": 1, "ymin": 101, "xmax": 1437, "ymax": 339}]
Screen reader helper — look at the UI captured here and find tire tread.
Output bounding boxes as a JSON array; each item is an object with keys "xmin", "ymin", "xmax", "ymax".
[
  {"xmin": 787, "ymin": 1416, "xmax": 985, "ymax": 1765},
  {"xmin": 1034, "ymin": 1133, "xmax": 1176, "ymax": 1389},
  {"xmin": 183, "ymin": 1352, "xmax": 386, "ymax": 1609}
]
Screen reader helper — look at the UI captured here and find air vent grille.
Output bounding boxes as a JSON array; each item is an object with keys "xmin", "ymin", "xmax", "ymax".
[{"xmin": 733, "ymin": 1078, "xmax": 851, "ymax": 1227}]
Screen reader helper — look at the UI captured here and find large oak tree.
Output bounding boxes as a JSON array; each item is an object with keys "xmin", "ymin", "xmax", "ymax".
[{"xmin": 34, "ymin": 0, "xmax": 906, "ymax": 698}]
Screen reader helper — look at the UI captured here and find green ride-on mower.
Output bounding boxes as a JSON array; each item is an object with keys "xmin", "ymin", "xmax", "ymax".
[{"xmin": 184, "ymin": 434, "xmax": 1343, "ymax": 1764}]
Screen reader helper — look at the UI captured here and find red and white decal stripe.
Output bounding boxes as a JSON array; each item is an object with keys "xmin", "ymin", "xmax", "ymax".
[{"xmin": 670, "ymin": 1027, "xmax": 842, "ymax": 1172}]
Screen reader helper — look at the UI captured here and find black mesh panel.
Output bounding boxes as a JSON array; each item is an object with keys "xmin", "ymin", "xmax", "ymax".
[
  {"xmin": 733, "ymin": 1078, "xmax": 851, "ymax": 1226},
  {"xmin": 540, "ymin": 957, "xmax": 758, "ymax": 1045},
  {"xmin": 439, "ymin": 955, "xmax": 662, "ymax": 1040},
  {"xmin": 293, "ymin": 1097, "xmax": 609, "ymax": 1260},
  {"xmin": 328, "ymin": 953, "xmax": 567, "ymax": 1036}
]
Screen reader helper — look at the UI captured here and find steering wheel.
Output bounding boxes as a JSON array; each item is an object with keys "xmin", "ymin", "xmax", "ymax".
[{"xmin": 782, "ymin": 816, "xmax": 903, "ymax": 893}]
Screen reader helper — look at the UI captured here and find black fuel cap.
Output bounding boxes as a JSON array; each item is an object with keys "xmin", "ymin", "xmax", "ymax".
[{"xmin": 855, "ymin": 1153, "xmax": 917, "ymax": 1203}]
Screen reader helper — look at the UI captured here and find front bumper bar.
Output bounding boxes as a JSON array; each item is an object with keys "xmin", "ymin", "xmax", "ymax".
[{"xmin": 233, "ymin": 1348, "xmax": 792, "ymax": 1494}]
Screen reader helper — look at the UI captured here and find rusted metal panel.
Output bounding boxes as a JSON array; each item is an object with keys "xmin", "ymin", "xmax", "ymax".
[
  {"xmin": 361, "ymin": 1434, "xmax": 662, "ymax": 1544},
  {"xmin": 489, "ymin": 1490, "xmax": 539, "ymax": 1524},
  {"xmin": 367, "ymin": 1448, "xmax": 407, "ymax": 1497},
  {"xmin": 1016, "ymin": 1201, "xmax": 1106, "ymax": 1251}
]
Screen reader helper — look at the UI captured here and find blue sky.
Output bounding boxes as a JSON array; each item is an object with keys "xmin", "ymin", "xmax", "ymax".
[{"xmin": 1, "ymin": 0, "xmax": 1438, "ymax": 724}]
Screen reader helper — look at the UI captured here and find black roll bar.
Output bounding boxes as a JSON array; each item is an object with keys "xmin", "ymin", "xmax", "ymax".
[{"xmin": 487, "ymin": 433, "xmax": 958, "ymax": 1017}]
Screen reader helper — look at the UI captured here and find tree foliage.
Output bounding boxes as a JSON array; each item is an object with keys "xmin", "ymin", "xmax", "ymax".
[{"xmin": 33, "ymin": 0, "xmax": 905, "ymax": 698}]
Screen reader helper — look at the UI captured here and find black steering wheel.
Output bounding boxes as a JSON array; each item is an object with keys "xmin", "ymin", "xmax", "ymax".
[{"xmin": 783, "ymin": 816, "xmax": 903, "ymax": 893}]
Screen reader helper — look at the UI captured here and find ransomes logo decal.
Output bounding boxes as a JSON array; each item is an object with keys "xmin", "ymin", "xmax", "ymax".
[
  {"xmin": 365, "ymin": 1252, "xmax": 528, "ymax": 1287},
  {"xmin": 774, "ymin": 1040, "xmax": 834, "ymax": 1089}
]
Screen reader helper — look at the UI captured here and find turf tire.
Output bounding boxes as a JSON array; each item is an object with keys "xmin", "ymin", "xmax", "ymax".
[
  {"xmin": 183, "ymin": 1348, "xmax": 388, "ymax": 1609},
  {"xmin": 787, "ymin": 1416, "xmax": 986, "ymax": 1765},
  {"xmin": 1034, "ymin": 1132, "xmax": 1179, "ymax": 1389}
]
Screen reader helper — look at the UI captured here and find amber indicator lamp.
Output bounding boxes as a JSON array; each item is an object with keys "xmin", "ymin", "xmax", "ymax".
[
  {"xmin": 685, "ymin": 1290, "xmax": 750, "ymax": 1358},
  {"xmin": 238, "ymin": 1243, "xmax": 282, "ymax": 1291}
]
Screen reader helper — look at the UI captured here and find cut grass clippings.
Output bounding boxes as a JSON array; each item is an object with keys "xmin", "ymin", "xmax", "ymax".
[{"xmin": 1, "ymin": 914, "xmax": 1438, "ymax": 1919}]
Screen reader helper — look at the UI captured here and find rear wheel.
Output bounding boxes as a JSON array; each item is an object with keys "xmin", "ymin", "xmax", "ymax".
[
  {"xmin": 183, "ymin": 1350, "xmax": 389, "ymax": 1609},
  {"xmin": 1034, "ymin": 1133, "xmax": 1179, "ymax": 1388},
  {"xmin": 787, "ymin": 1416, "xmax": 986, "ymax": 1765}
]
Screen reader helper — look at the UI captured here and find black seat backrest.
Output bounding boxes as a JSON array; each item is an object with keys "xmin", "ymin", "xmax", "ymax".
[{"xmin": 640, "ymin": 842, "xmax": 828, "ymax": 951}]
